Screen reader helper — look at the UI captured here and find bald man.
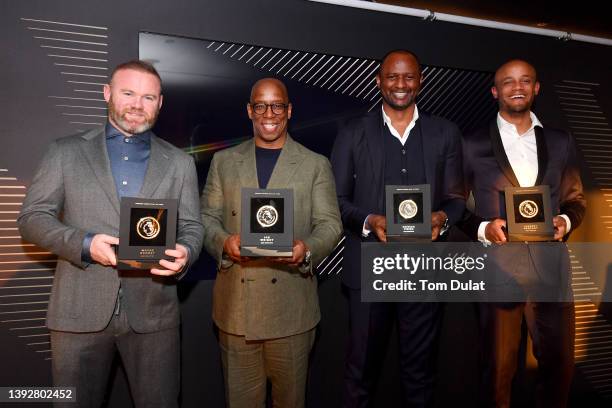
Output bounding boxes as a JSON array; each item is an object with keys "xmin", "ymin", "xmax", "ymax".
[
  {"xmin": 200, "ymin": 78, "xmax": 342, "ymax": 407},
  {"xmin": 460, "ymin": 59, "xmax": 585, "ymax": 407}
]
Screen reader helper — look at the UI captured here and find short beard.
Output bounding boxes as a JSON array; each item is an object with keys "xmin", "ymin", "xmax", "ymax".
[
  {"xmin": 381, "ymin": 93, "xmax": 415, "ymax": 111},
  {"xmin": 108, "ymin": 97, "xmax": 158, "ymax": 135}
]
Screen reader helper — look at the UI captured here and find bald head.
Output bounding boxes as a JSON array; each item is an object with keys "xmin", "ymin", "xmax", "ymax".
[
  {"xmin": 250, "ymin": 78, "xmax": 289, "ymax": 103},
  {"xmin": 494, "ymin": 59, "xmax": 537, "ymax": 86}
]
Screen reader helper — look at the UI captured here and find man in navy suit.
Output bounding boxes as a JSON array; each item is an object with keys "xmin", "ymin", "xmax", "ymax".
[
  {"xmin": 331, "ymin": 50, "xmax": 465, "ymax": 407},
  {"xmin": 460, "ymin": 59, "xmax": 586, "ymax": 407}
]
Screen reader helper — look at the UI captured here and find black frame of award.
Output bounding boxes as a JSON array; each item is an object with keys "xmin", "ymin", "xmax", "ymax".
[
  {"xmin": 504, "ymin": 185, "xmax": 554, "ymax": 241},
  {"xmin": 117, "ymin": 197, "xmax": 177, "ymax": 270},
  {"xmin": 240, "ymin": 188, "xmax": 294, "ymax": 257},
  {"xmin": 385, "ymin": 184, "xmax": 431, "ymax": 242}
]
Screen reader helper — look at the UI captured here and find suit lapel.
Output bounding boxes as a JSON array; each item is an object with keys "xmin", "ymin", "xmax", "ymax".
[
  {"xmin": 489, "ymin": 120, "xmax": 520, "ymax": 187},
  {"xmin": 235, "ymin": 139, "xmax": 259, "ymax": 188},
  {"xmin": 534, "ymin": 126, "xmax": 548, "ymax": 185},
  {"xmin": 80, "ymin": 128, "xmax": 120, "ymax": 214},
  {"xmin": 139, "ymin": 136, "xmax": 172, "ymax": 198},
  {"xmin": 267, "ymin": 135, "xmax": 304, "ymax": 188}
]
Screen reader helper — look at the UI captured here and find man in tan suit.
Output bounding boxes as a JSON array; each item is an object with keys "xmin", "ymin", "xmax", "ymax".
[{"xmin": 201, "ymin": 78, "xmax": 342, "ymax": 407}]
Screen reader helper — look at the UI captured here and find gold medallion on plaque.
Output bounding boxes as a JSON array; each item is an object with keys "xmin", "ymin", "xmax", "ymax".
[
  {"xmin": 518, "ymin": 200, "xmax": 539, "ymax": 219},
  {"xmin": 398, "ymin": 199, "xmax": 418, "ymax": 220},
  {"xmin": 136, "ymin": 216, "xmax": 161, "ymax": 239}
]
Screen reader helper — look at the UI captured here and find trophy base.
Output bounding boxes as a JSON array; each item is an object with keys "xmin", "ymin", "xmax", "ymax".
[
  {"xmin": 240, "ymin": 246, "xmax": 293, "ymax": 257},
  {"xmin": 508, "ymin": 233, "xmax": 554, "ymax": 242},
  {"xmin": 117, "ymin": 259, "xmax": 169, "ymax": 270},
  {"xmin": 387, "ymin": 234, "xmax": 431, "ymax": 243}
]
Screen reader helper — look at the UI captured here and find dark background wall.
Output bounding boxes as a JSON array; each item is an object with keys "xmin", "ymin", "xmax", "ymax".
[{"xmin": 1, "ymin": 1, "xmax": 611, "ymax": 407}]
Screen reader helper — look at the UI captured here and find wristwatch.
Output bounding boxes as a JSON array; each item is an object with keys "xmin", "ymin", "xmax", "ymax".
[
  {"xmin": 303, "ymin": 250, "xmax": 312, "ymax": 267},
  {"xmin": 299, "ymin": 249, "xmax": 312, "ymax": 275}
]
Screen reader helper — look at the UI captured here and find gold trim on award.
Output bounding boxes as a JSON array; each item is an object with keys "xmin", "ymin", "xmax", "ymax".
[
  {"xmin": 398, "ymin": 199, "xmax": 418, "ymax": 220},
  {"xmin": 518, "ymin": 200, "xmax": 539, "ymax": 219},
  {"xmin": 136, "ymin": 215, "xmax": 161, "ymax": 239}
]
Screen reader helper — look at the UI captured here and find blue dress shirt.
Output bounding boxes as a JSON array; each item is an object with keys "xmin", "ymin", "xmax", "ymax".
[{"xmin": 81, "ymin": 123, "xmax": 152, "ymax": 261}]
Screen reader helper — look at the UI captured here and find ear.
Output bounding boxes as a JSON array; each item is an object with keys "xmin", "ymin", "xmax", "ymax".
[
  {"xmin": 246, "ymin": 102, "xmax": 253, "ymax": 120},
  {"xmin": 158, "ymin": 94, "xmax": 163, "ymax": 110},
  {"xmin": 103, "ymin": 84, "xmax": 111, "ymax": 103},
  {"xmin": 375, "ymin": 74, "xmax": 381, "ymax": 89},
  {"xmin": 491, "ymin": 86, "xmax": 499, "ymax": 100},
  {"xmin": 287, "ymin": 103, "xmax": 292, "ymax": 120},
  {"xmin": 534, "ymin": 81, "xmax": 540, "ymax": 96}
]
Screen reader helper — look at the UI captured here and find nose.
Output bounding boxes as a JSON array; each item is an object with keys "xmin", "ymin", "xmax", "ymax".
[
  {"xmin": 263, "ymin": 104, "xmax": 274, "ymax": 118},
  {"xmin": 131, "ymin": 97, "xmax": 144, "ymax": 109}
]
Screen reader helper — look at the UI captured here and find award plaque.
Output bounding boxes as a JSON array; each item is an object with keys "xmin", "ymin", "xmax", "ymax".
[
  {"xmin": 505, "ymin": 185, "xmax": 554, "ymax": 241},
  {"xmin": 117, "ymin": 197, "xmax": 177, "ymax": 269},
  {"xmin": 240, "ymin": 188, "xmax": 293, "ymax": 257},
  {"xmin": 385, "ymin": 184, "xmax": 431, "ymax": 242}
]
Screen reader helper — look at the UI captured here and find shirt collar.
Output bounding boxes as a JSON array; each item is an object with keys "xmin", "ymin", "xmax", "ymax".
[
  {"xmin": 105, "ymin": 122, "xmax": 151, "ymax": 144},
  {"xmin": 382, "ymin": 104, "xmax": 420, "ymax": 130},
  {"xmin": 496, "ymin": 111, "xmax": 542, "ymax": 135}
]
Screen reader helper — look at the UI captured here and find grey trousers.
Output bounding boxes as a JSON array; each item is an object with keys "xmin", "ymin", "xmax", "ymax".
[
  {"xmin": 50, "ymin": 308, "xmax": 180, "ymax": 408},
  {"xmin": 219, "ymin": 328, "xmax": 316, "ymax": 408}
]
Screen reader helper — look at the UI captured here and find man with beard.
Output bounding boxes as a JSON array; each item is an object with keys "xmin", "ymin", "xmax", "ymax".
[
  {"xmin": 460, "ymin": 59, "xmax": 585, "ymax": 407},
  {"xmin": 18, "ymin": 60, "xmax": 204, "ymax": 407},
  {"xmin": 201, "ymin": 78, "xmax": 342, "ymax": 407},
  {"xmin": 330, "ymin": 50, "xmax": 465, "ymax": 407}
]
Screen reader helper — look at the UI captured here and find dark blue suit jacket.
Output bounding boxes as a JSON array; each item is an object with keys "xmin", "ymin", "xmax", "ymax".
[
  {"xmin": 331, "ymin": 109, "xmax": 465, "ymax": 289},
  {"xmin": 460, "ymin": 120, "xmax": 586, "ymax": 239}
]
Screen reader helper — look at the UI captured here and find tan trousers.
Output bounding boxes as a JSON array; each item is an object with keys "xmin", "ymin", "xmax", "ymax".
[{"xmin": 219, "ymin": 328, "xmax": 316, "ymax": 408}]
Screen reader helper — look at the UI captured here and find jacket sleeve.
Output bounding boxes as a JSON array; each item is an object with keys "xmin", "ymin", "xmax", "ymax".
[
  {"xmin": 330, "ymin": 124, "xmax": 370, "ymax": 234},
  {"xmin": 200, "ymin": 153, "xmax": 231, "ymax": 266},
  {"xmin": 438, "ymin": 121, "xmax": 466, "ymax": 226},
  {"xmin": 560, "ymin": 132, "xmax": 586, "ymax": 235},
  {"xmin": 302, "ymin": 157, "xmax": 344, "ymax": 270},
  {"xmin": 175, "ymin": 155, "xmax": 205, "ymax": 277},
  {"xmin": 17, "ymin": 141, "xmax": 88, "ymax": 267}
]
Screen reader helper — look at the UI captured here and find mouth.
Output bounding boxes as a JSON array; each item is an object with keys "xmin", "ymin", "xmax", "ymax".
[
  {"xmin": 509, "ymin": 94, "xmax": 526, "ymax": 100},
  {"xmin": 391, "ymin": 91, "xmax": 409, "ymax": 99},
  {"xmin": 262, "ymin": 123, "xmax": 279, "ymax": 132}
]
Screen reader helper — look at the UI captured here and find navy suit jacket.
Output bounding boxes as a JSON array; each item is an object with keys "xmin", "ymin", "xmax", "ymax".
[
  {"xmin": 459, "ymin": 120, "xmax": 586, "ymax": 301},
  {"xmin": 331, "ymin": 109, "xmax": 465, "ymax": 289},
  {"xmin": 461, "ymin": 120, "xmax": 586, "ymax": 239}
]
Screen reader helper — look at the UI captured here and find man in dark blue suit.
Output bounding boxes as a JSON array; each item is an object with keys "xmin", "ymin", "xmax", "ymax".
[
  {"xmin": 460, "ymin": 59, "xmax": 586, "ymax": 407},
  {"xmin": 330, "ymin": 50, "xmax": 465, "ymax": 407}
]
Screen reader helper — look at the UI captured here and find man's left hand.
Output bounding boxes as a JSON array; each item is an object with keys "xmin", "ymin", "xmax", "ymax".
[
  {"xmin": 553, "ymin": 216, "xmax": 567, "ymax": 241},
  {"xmin": 431, "ymin": 211, "xmax": 448, "ymax": 241},
  {"xmin": 273, "ymin": 240, "xmax": 307, "ymax": 266},
  {"xmin": 151, "ymin": 243, "xmax": 189, "ymax": 276}
]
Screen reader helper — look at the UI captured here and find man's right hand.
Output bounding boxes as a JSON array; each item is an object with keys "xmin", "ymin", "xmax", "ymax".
[
  {"xmin": 367, "ymin": 214, "xmax": 387, "ymax": 243},
  {"xmin": 223, "ymin": 234, "xmax": 249, "ymax": 263},
  {"xmin": 90, "ymin": 234, "xmax": 119, "ymax": 266},
  {"xmin": 484, "ymin": 218, "xmax": 508, "ymax": 244}
]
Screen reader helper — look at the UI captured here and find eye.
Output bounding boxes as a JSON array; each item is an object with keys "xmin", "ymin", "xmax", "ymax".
[
  {"xmin": 272, "ymin": 103, "xmax": 285, "ymax": 110},
  {"xmin": 144, "ymin": 95, "xmax": 155, "ymax": 101},
  {"xmin": 387, "ymin": 74, "xmax": 398, "ymax": 80}
]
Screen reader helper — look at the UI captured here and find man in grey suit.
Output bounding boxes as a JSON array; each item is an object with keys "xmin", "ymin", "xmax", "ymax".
[
  {"xmin": 201, "ymin": 78, "xmax": 342, "ymax": 407},
  {"xmin": 18, "ymin": 60, "xmax": 204, "ymax": 407}
]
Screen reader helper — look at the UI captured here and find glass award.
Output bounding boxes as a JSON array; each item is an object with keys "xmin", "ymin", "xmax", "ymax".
[
  {"xmin": 385, "ymin": 184, "xmax": 431, "ymax": 242},
  {"xmin": 117, "ymin": 197, "xmax": 177, "ymax": 269},
  {"xmin": 240, "ymin": 188, "xmax": 293, "ymax": 256},
  {"xmin": 505, "ymin": 185, "xmax": 554, "ymax": 241}
]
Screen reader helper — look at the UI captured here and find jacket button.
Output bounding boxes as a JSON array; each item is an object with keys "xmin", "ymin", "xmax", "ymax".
[
  {"xmin": 232, "ymin": 210, "xmax": 237, "ymax": 216},
  {"xmin": 241, "ymin": 278, "xmax": 244, "ymax": 283},
  {"xmin": 271, "ymin": 278, "xmax": 277, "ymax": 284}
]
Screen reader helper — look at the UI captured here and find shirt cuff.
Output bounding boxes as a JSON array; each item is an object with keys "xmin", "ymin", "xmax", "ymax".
[
  {"xmin": 362, "ymin": 215, "xmax": 372, "ymax": 237},
  {"xmin": 559, "ymin": 214, "xmax": 572, "ymax": 234},
  {"xmin": 477, "ymin": 221, "xmax": 492, "ymax": 244},
  {"xmin": 81, "ymin": 232, "xmax": 95, "ymax": 264}
]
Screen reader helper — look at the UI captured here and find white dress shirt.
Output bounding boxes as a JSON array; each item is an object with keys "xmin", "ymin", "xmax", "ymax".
[
  {"xmin": 363, "ymin": 106, "xmax": 420, "ymax": 236},
  {"xmin": 477, "ymin": 112, "xmax": 571, "ymax": 242}
]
